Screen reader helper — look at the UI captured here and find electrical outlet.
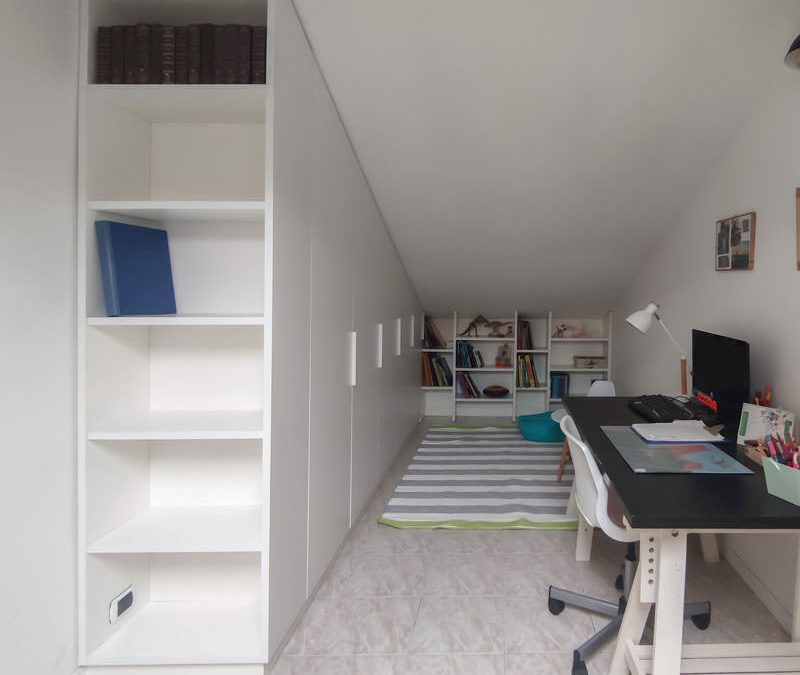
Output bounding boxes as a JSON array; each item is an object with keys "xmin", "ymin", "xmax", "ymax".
[{"xmin": 109, "ymin": 585, "xmax": 134, "ymax": 624}]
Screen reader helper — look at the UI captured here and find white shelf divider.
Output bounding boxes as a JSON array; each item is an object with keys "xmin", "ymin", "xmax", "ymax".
[
  {"xmin": 88, "ymin": 505, "xmax": 261, "ymax": 553},
  {"xmin": 88, "ymin": 314, "xmax": 265, "ymax": 326},
  {"xmin": 87, "ymin": 599, "xmax": 263, "ymax": 666},
  {"xmin": 89, "ymin": 200, "xmax": 267, "ymax": 223},
  {"xmin": 88, "ymin": 84, "xmax": 267, "ymax": 124},
  {"xmin": 87, "ymin": 410, "xmax": 264, "ymax": 441}
]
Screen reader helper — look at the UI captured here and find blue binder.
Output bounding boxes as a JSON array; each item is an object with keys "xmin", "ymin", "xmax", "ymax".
[{"xmin": 95, "ymin": 220, "xmax": 177, "ymax": 316}]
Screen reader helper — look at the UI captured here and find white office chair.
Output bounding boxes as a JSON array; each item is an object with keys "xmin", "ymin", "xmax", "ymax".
[{"xmin": 547, "ymin": 415, "xmax": 711, "ymax": 675}]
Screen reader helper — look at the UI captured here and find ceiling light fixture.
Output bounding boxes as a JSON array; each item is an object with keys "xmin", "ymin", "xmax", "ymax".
[{"xmin": 785, "ymin": 34, "xmax": 800, "ymax": 68}]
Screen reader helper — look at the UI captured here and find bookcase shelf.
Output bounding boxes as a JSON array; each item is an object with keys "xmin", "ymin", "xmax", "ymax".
[
  {"xmin": 86, "ymin": 598, "xmax": 262, "ymax": 665},
  {"xmin": 88, "ymin": 505, "xmax": 261, "ymax": 553},
  {"xmin": 422, "ymin": 311, "xmax": 613, "ymax": 420},
  {"xmin": 88, "ymin": 200, "xmax": 267, "ymax": 222},
  {"xmin": 550, "ymin": 337, "xmax": 609, "ymax": 343},
  {"xmin": 88, "ymin": 314, "xmax": 265, "ymax": 326},
  {"xmin": 88, "ymin": 84, "xmax": 267, "ymax": 124},
  {"xmin": 87, "ymin": 410, "xmax": 264, "ymax": 440}
]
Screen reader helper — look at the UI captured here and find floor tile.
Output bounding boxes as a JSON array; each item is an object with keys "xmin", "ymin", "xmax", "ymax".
[
  {"xmin": 504, "ymin": 595, "xmax": 596, "ymax": 653},
  {"xmin": 307, "ymin": 597, "xmax": 421, "ymax": 655},
  {"xmin": 270, "ymin": 655, "xmax": 405, "ymax": 675},
  {"xmin": 344, "ymin": 555, "xmax": 426, "ymax": 597},
  {"xmin": 283, "ymin": 596, "xmax": 335, "ymax": 655},
  {"xmin": 403, "ymin": 653, "xmax": 504, "ymax": 674},
  {"xmin": 503, "ymin": 553, "xmax": 580, "ymax": 596},
  {"xmin": 409, "ymin": 596, "xmax": 504, "ymax": 653},
  {"xmin": 423, "ymin": 553, "xmax": 505, "ymax": 596}
]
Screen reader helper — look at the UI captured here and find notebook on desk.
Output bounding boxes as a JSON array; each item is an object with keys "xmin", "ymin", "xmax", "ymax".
[{"xmin": 601, "ymin": 426, "xmax": 751, "ymax": 474}]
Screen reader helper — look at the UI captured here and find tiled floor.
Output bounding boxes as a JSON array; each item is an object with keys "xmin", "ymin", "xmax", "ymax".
[{"xmin": 269, "ymin": 418, "xmax": 788, "ymax": 675}]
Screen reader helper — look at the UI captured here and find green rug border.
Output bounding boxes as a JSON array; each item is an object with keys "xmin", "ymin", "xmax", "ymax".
[{"xmin": 377, "ymin": 516, "xmax": 578, "ymax": 530}]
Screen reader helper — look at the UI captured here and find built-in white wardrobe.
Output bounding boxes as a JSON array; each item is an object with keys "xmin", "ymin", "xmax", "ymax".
[{"xmin": 76, "ymin": 0, "xmax": 421, "ymax": 669}]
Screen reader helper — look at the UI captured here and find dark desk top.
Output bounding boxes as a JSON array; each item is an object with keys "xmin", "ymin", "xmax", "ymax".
[{"xmin": 564, "ymin": 396, "xmax": 800, "ymax": 530}]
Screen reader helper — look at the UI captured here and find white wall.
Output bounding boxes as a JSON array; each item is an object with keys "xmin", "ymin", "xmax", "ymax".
[
  {"xmin": 0, "ymin": 1, "xmax": 79, "ymax": 673},
  {"xmin": 612, "ymin": 66, "xmax": 800, "ymax": 629}
]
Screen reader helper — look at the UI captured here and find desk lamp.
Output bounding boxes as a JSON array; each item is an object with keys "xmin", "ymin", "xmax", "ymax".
[{"xmin": 625, "ymin": 302, "xmax": 687, "ymax": 395}]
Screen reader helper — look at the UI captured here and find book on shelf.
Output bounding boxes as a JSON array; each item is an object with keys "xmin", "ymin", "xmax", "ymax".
[
  {"xmin": 161, "ymin": 26, "xmax": 176, "ymax": 83},
  {"xmin": 133, "ymin": 23, "xmax": 150, "ymax": 83},
  {"xmin": 97, "ymin": 24, "xmax": 267, "ymax": 85},
  {"xmin": 95, "ymin": 221, "xmax": 177, "ymax": 317},
  {"xmin": 175, "ymin": 26, "xmax": 189, "ymax": 83},
  {"xmin": 187, "ymin": 24, "xmax": 201, "ymax": 83},
  {"xmin": 423, "ymin": 317, "xmax": 447, "ymax": 349},
  {"xmin": 456, "ymin": 372, "xmax": 480, "ymax": 398},
  {"xmin": 517, "ymin": 320, "xmax": 533, "ymax": 350},
  {"xmin": 148, "ymin": 25, "xmax": 163, "ymax": 84},
  {"xmin": 516, "ymin": 353, "xmax": 539, "ymax": 388},
  {"xmin": 422, "ymin": 353, "xmax": 453, "ymax": 387},
  {"xmin": 123, "ymin": 25, "xmax": 137, "ymax": 83},
  {"xmin": 110, "ymin": 26, "xmax": 125, "ymax": 84},
  {"xmin": 237, "ymin": 25, "xmax": 252, "ymax": 84},
  {"xmin": 549, "ymin": 372, "xmax": 570, "ymax": 399},
  {"xmin": 96, "ymin": 26, "xmax": 112, "ymax": 83},
  {"xmin": 456, "ymin": 342, "xmax": 485, "ymax": 368},
  {"xmin": 252, "ymin": 26, "xmax": 267, "ymax": 84}
]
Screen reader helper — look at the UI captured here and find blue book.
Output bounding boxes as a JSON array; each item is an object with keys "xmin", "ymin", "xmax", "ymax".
[{"xmin": 96, "ymin": 220, "xmax": 177, "ymax": 316}]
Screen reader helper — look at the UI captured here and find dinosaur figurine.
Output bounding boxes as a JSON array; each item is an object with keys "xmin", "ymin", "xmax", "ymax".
[
  {"xmin": 459, "ymin": 315, "xmax": 513, "ymax": 338},
  {"xmin": 459, "ymin": 315, "xmax": 489, "ymax": 337}
]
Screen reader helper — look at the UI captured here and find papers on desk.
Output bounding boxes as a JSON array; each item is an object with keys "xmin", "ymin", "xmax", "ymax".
[
  {"xmin": 602, "ymin": 426, "xmax": 752, "ymax": 474},
  {"xmin": 632, "ymin": 420, "xmax": 724, "ymax": 443}
]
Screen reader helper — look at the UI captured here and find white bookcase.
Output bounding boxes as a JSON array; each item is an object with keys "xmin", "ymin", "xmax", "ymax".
[
  {"xmin": 548, "ymin": 312, "xmax": 613, "ymax": 405},
  {"xmin": 77, "ymin": 0, "xmax": 269, "ymax": 667},
  {"xmin": 422, "ymin": 311, "xmax": 613, "ymax": 421}
]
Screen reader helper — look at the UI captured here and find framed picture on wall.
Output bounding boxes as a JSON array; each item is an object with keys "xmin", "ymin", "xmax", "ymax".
[
  {"xmin": 715, "ymin": 212, "xmax": 756, "ymax": 271},
  {"xmin": 796, "ymin": 188, "xmax": 800, "ymax": 270}
]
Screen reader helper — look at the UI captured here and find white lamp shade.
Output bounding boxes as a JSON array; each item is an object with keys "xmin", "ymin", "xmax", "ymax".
[{"xmin": 625, "ymin": 302, "xmax": 659, "ymax": 334}]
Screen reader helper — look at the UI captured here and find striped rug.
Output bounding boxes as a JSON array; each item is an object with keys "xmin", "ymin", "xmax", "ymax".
[{"xmin": 378, "ymin": 425, "xmax": 577, "ymax": 529}]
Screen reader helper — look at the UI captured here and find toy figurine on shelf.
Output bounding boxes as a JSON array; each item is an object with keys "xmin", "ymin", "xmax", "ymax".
[{"xmin": 495, "ymin": 343, "xmax": 512, "ymax": 368}]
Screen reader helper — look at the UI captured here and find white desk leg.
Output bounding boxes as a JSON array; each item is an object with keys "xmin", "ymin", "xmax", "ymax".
[
  {"xmin": 699, "ymin": 533, "xmax": 720, "ymax": 562},
  {"xmin": 792, "ymin": 534, "xmax": 800, "ymax": 640},
  {"xmin": 610, "ymin": 563, "xmax": 650, "ymax": 675},
  {"xmin": 651, "ymin": 530, "xmax": 687, "ymax": 675}
]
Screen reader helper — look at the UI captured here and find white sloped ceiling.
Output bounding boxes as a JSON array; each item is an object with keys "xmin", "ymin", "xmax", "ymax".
[{"xmin": 293, "ymin": 0, "xmax": 800, "ymax": 315}]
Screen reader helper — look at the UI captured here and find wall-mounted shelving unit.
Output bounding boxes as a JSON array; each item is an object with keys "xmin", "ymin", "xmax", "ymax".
[
  {"xmin": 421, "ymin": 311, "xmax": 613, "ymax": 420},
  {"xmin": 77, "ymin": 0, "xmax": 270, "ymax": 668}
]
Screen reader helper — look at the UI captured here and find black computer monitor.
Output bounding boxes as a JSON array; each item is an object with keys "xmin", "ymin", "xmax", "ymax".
[{"xmin": 691, "ymin": 329, "xmax": 750, "ymax": 427}]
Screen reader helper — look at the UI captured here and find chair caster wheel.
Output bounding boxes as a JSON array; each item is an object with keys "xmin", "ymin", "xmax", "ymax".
[
  {"xmin": 691, "ymin": 611, "xmax": 711, "ymax": 630},
  {"xmin": 572, "ymin": 653, "xmax": 589, "ymax": 675},
  {"xmin": 614, "ymin": 574, "xmax": 623, "ymax": 590},
  {"xmin": 547, "ymin": 588, "xmax": 565, "ymax": 615}
]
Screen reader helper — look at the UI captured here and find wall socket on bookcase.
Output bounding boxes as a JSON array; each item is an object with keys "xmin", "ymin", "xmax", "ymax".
[{"xmin": 109, "ymin": 585, "xmax": 135, "ymax": 624}]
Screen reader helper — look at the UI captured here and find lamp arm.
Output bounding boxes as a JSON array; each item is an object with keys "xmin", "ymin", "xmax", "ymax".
[
  {"xmin": 655, "ymin": 314, "xmax": 688, "ymax": 396},
  {"xmin": 654, "ymin": 314, "xmax": 685, "ymax": 358}
]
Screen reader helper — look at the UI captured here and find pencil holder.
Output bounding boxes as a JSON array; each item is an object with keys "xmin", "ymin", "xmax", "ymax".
[{"xmin": 763, "ymin": 458, "xmax": 800, "ymax": 506}]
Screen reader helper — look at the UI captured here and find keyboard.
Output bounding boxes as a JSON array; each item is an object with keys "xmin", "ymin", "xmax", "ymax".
[{"xmin": 629, "ymin": 395, "xmax": 695, "ymax": 423}]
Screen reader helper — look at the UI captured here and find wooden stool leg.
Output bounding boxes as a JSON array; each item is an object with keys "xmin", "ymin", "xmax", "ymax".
[{"xmin": 556, "ymin": 438, "xmax": 569, "ymax": 482}]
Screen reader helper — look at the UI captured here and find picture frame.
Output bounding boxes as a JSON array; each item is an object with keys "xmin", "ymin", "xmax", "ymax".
[
  {"xmin": 715, "ymin": 211, "xmax": 756, "ymax": 271},
  {"xmin": 796, "ymin": 188, "xmax": 800, "ymax": 270}
]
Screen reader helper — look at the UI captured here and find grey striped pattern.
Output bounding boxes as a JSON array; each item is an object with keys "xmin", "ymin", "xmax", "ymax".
[{"xmin": 379, "ymin": 426, "xmax": 577, "ymax": 529}]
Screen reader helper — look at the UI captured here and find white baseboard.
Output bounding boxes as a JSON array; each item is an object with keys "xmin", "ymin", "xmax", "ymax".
[{"xmin": 721, "ymin": 539, "xmax": 792, "ymax": 633}]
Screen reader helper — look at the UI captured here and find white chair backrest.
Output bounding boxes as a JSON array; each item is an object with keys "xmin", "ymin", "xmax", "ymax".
[
  {"xmin": 560, "ymin": 414, "xmax": 635, "ymax": 543},
  {"xmin": 588, "ymin": 380, "xmax": 615, "ymax": 397}
]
